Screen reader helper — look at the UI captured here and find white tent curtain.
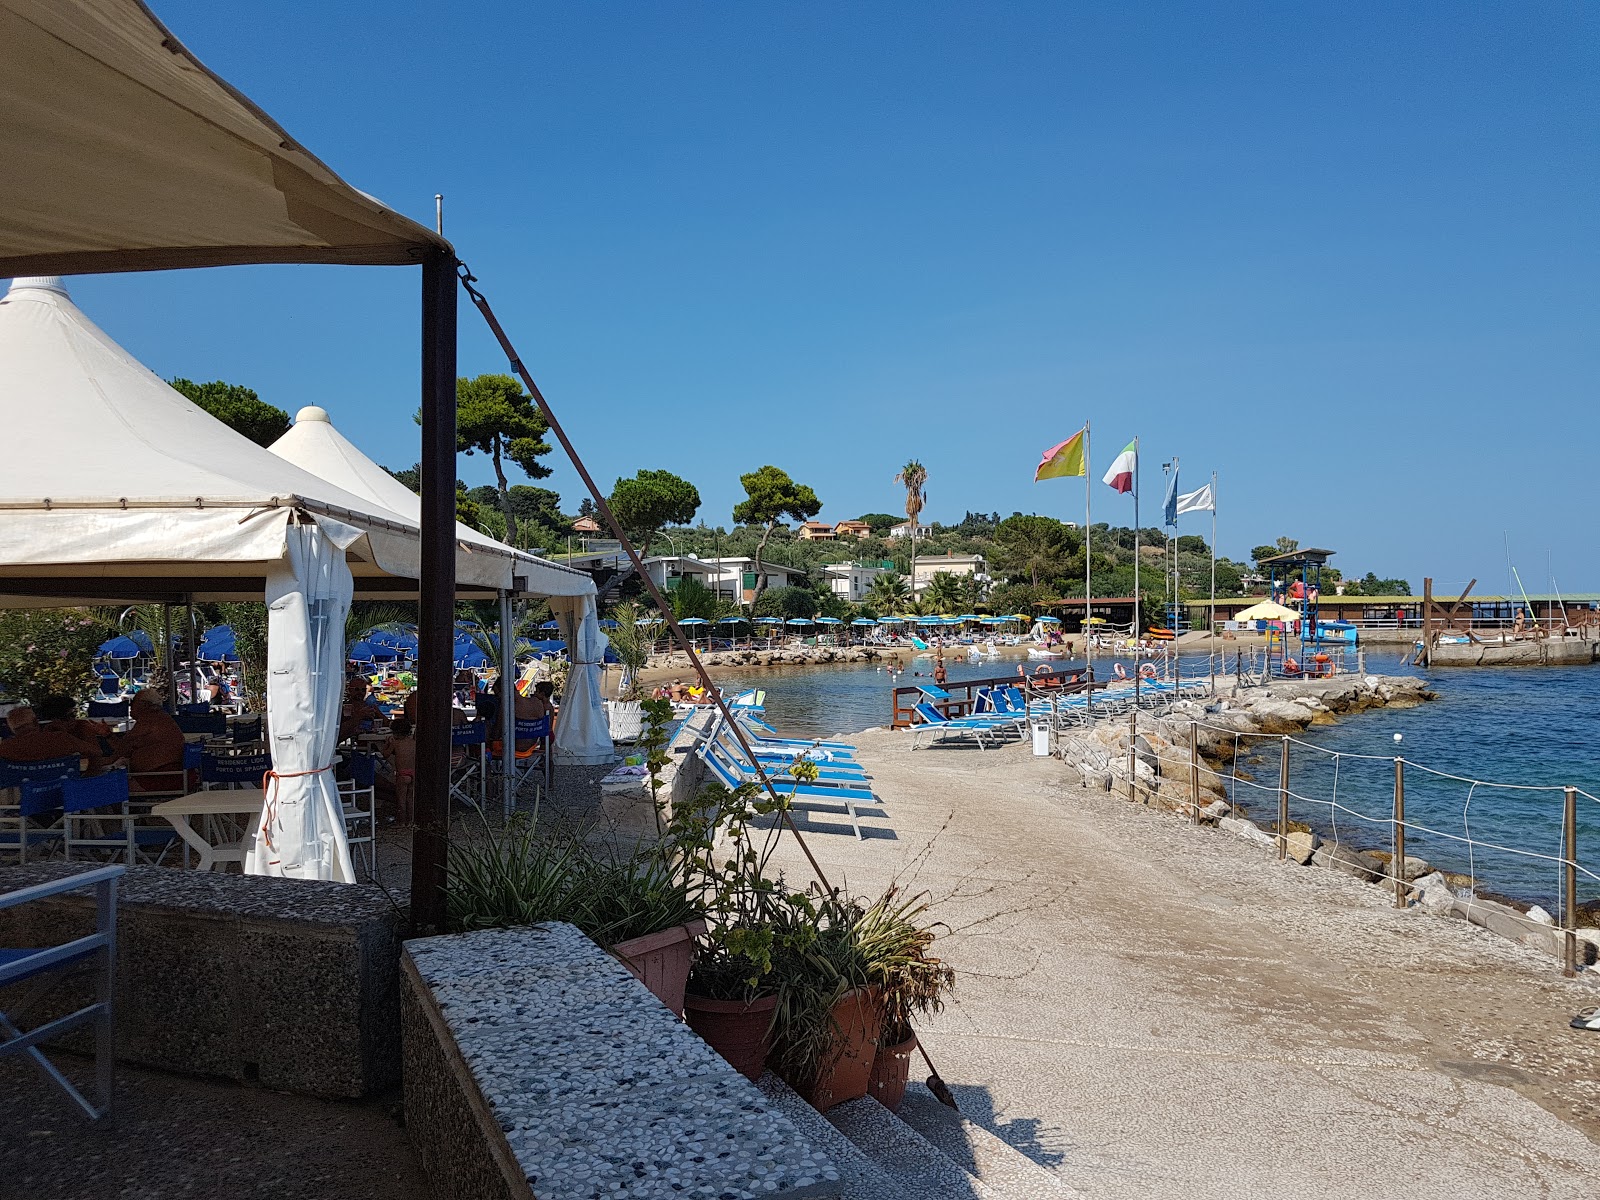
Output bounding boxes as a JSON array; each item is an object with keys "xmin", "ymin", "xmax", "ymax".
[
  {"xmin": 551, "ymin": 592, "xmax": 615, "ymax": 766},
  {"xmin": 245, "ymin": 518, "xmax": 357, "ymax": 882}
]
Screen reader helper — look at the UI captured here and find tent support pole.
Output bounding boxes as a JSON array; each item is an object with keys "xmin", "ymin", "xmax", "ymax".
[
  {"xmin": 499, "ymin": 589, "xmax": 516, "ymax": 821},
  {"xmin": 162, "ymin": 605, "xmax": 175, "ymax": 711},
  {"xmin": 186, "ymin": 598, "xmax": 197, "ymax": 708},
  {"xmin": 412, "ymin": 248, "xmax": 458, "ymax": 935}
]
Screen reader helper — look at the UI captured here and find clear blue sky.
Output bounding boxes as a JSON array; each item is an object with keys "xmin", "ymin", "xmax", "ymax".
[{"xmin": 44, "ymin": 1, "xmax": 1600, "ymax": 592}]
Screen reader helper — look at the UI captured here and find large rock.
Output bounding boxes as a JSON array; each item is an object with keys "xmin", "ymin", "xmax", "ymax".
[
  {"xmin": 1409, "ymin": 872, "xmax": 1456, "ymax": 915},
  {"xmin": 1285, "ymin": 830, "xmax": 1318, "ymax": 865},
  {"xmin": 1249, "ymin": 700, "xmax": 1315, "ymax": 734},
  {"xmin": 1312, "ymin": 842, "xmax": 1381, "ymax": 882},
  {"xmin": 1220, "ymin": 815, "xmax": 1276, "ymax": 850},
  {"xmin": 1387, "ymin": 855, "xmax": 1432, "ymax": 882}
]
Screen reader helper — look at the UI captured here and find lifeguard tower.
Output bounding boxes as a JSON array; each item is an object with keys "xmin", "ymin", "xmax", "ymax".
[{"xmin": 1255, "ymin": 547, "xmax": 1357, "ymax": 674}]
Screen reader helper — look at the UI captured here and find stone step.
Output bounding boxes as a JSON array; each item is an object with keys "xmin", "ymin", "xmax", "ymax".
[
  {"xmin": 762, "ymin": 1073, "xmax": 1017, "ymax": 1199},
  {"xmin": 897, "ymin": 1084, "xmax": 1083, "ymax": 1199},
  {"xmin": 826, "ymin": 1094, "xmax": 993, "ymax": 1199}
]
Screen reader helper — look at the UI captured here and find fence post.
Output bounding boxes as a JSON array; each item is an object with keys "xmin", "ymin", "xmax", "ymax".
[
  {"xmin": 1393, "ymin": 757, "xmax": 1406, "ymax": 909},
  {"xmin": 1565, "ymin": 785, "xmax": 1579, "ymax": 978},
  {"xmin": 1127, "ymin": 691, "xmax": 1138, "ymax": 802},
  {"xmin": 1277, "ymin": 737, "xmax": 1289, "ymax": 860},
  {"xmin": 1190, "ymin": 719, "xmax": 1200, "ymax": 825}
]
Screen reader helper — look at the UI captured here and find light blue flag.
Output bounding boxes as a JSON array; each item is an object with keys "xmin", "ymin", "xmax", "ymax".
[{"xmin": 1163, "ymin": 459, "xmax": 1179, "ymax": 527}]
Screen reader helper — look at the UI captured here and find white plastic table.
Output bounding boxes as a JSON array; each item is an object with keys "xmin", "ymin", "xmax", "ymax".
[{"xmin": 150, "ymin": 788, "xmax": 264, "ymax": 872}]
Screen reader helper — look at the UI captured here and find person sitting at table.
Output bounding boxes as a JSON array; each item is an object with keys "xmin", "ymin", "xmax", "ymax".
[
  {"xmin": 0, "ymin": 705, "xmax": 98, "ymax": 765},
  {"xmin": 401, "ymin": 687, "xmax": 467, "ymax": 728},
  {"xmin": 35, "ymin": 694, "xmax": 114, "ymax": 770},
  {"xmin": 108, "ymin": 690, "xmax": 186, "ymax": 790},
  {"xmin": 338, "ymin": 677, "xmax": 388, "ymax": 743}
]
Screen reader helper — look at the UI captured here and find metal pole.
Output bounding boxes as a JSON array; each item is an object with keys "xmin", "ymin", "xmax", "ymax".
[
  {"xmin": 1277, "ymin": 737, "xmax": 1289, "ymax": 860},
  {"xmin": 1132, "ymin": 437, "xmax": 1140, "ymax": 641},
  {"xmin": 499, "ymin": 590, "xmax": 516, "ymax": 821},
  {"xmin": 186, "ymin": 599, "xmax": 198, "ymax": 708},
  {"xmin": 1127, "ymin": 693, "xmax": 1138, "ymax": 801},
  {"xmin": 1393, "ymin": 757, "xmax": 1406, "ymax": 908},
  {"xmin": 412, "ymin": 248, "xmax": 458, "ymax": 936},
  {"xmin": 1564, "ymin": 785, "xmax": 1579, "ymax": 977},
  {"xmin": 1189, "ymin": 719, "xmax": 1200, "ymax": 825},
  {"xmin": 162, "ymin": 605, "xmax": 175, "ymax": 711}
]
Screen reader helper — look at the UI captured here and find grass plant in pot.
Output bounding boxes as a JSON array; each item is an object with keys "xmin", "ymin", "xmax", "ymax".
[
  {"xmin": 446, "ymin": 811, "xmax": 706, "ymax": 1016},
  {"xmin": 767, "ymin": 888, "xmax": 880, "ymax": 1112},
  {"xmin": 858, "ymin": 888, "xmax": 955, "ymax": 1112}
]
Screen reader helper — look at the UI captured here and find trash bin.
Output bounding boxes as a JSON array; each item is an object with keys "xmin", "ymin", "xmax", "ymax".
[{"xmin": 1031, "ymin": 719, "xmax": 1052, "ymax": 757}]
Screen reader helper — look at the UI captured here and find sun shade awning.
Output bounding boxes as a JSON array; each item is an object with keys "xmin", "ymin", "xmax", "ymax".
[{"xmin": 0, "ymin": 0, "xmax": 449, "ymax": 277}]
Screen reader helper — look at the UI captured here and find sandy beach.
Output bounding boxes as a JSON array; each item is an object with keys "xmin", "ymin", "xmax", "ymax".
[{"xmin": 753, "ymin": 725, "xmax": 1600, "ymax": 1199}]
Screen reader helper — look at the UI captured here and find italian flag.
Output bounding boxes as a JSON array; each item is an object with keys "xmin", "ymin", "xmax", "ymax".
[{"xmin": 1102, "ymin": 440, "xmax": 1136, "ymax": 494}]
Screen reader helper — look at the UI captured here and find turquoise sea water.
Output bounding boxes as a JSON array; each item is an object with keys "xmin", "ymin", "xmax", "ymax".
[{"xmin": 714, "ymin": 655, "xmax": 1599, "ymax": 908}]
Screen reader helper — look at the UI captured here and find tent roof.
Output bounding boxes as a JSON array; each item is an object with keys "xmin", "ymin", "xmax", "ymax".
[
  {"xmin": 0, "ymin": 277, "xmax": 505, "ymax": 603},
  {"xmin": 269, "ymin": 407, "xmax": 592, "ymax": 599},
  {"xmin": 0, "ymin": 0, "xmax": 448, "ymax": 277}
]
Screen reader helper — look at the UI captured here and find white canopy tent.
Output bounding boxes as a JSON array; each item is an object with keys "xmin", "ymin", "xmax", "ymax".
[
  {"xmin": 268, "ymin": 406, "xmax": 613, "ymax": 768},
  {"xmin": 0, "ymin": 275, "xmax": 591, "ymax": 881}
]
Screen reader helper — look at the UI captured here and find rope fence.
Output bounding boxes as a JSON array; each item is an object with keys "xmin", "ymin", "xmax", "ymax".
[{"xmin": 1181, "ymin": 717, "xmax": 1597, "ymax": 977}]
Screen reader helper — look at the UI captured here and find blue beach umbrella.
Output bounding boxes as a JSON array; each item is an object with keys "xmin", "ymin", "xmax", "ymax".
[
  {"xmin": 599, "ymin": 619, "xmax": 618, "ymax": 629},
  {"xmin": 718, "ymin": 616, "xmax": 747, "ymax": 624},
  {"xmin": 851, "ymin": 618, "xmax": 878, "ymax": 627},
  {"xmin": 1038, "ymin": 616, "xmax": 1061, "ymax": 624},
  {"xmin": 754, "ymin": 617, "xmax": 782, "ymax": 624},
  {"xmin": 785, "ymin": 618, "xmax": 812, "ymax": 627},
  {"xmin": 539, "ymin": 619, "xmax": 561, "ymax": 631},
  {"xmin": 98, "ymin": 635, "xmax": 145, "ymax": 660},
  {"xmin": 348, "ymin": 640, "xmax": 397, "ymax": 663},
  {"xmin": 814, "ymin": 616, "xmax": 842, "ymax": 625}
]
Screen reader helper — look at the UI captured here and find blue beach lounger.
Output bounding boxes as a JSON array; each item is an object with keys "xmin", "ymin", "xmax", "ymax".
[
  {"xmin": 697, "ymin": 737, "xmax": 879, "ymax": 840},
  {"xmin": 909, "ymin": 703, "xmax": 1025, "ymax": 751}
]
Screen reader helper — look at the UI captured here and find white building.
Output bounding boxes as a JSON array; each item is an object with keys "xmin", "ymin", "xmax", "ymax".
[
  {"xmin": 700, "ymin": 557, "xmax": 808, "ymax": 603},
  {"xmin": 888, "ymin": 520, "xmax": 929, "ymax": 540},
  {"xmin": 824, "ymin": 561, "xmax": 888, "ymax": 603},
  {"xmin": 910, "ymin": 552, "xmax": 987, "ymax": 597}
]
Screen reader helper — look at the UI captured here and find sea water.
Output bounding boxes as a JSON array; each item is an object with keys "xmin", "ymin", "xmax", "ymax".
[{"xmin": 712, "ymin": 654, "xmax": 1599, "ymax": 907}]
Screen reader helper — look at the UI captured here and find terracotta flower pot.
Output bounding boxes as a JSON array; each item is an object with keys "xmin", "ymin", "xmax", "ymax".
[
  {"xmin": 867, "ymin": 1030, "xmax": 917, "ymax": 1113},
  {"xmin": 684, "ymin": 992, "xmax": 778, "ymax": 1081},
  {"xmin": 613, "ymin": 919, "xmax": 707, "ymax": 1016},
  {"xmin": 790, "ymin": 986, "xmax": 882, "ymax": 1112}
]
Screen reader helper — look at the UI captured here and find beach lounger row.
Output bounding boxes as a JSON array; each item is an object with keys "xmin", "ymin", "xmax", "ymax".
[{"xmin": 695, "ymin": 711, "xmax": 879, "ymax": 839}]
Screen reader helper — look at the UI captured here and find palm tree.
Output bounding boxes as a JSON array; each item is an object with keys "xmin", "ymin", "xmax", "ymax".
[
  {"xmin": 923, "ymin": 572, "xmax": 962, "ymax": 613},
  {"xmin": 894, "ymin": 460, "xmax": 927, "ymax": 604},
  {"xmin": 867, "ymin": 571, "xmax": 910, "ymax": 610}
]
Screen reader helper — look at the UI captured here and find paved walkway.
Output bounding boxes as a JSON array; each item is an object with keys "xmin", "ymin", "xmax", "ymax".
[{"xmin": 758, "ymin": 727, "xmax": 1600, "ymax": 1200}]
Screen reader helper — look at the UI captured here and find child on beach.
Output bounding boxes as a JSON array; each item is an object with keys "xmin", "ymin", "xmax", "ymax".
[{"xmin": 382, "ymin": 717, "xmax": 417, "ymax": 825}]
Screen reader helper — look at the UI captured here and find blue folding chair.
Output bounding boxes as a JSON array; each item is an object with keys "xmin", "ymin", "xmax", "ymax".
[
  {"xmin": 1, "ymin": 756, "xmax": 79, "ymax": 864},
  {"xmin": 449, "ymin": 722, "xmax": 488, "ymax": 809},
  {"xmin": 175, "ymin": 712, "xmax": 227, "ymax": 737},
  {"xmin": 487, "ymin": 717, "xmax": 550, "ymax": 807},
  {"xmin": 0, "ymin": 865, "xmax": 124, "ymax": 1120},
  {"xmin": 86, "ymin": 699, "xmax": 129, "ymax": 722},
  {"xmin": 231, "ymin": 717, "xmax": 264, "ymax": 745},
  {"xmin": 200, "ymin": 750, "xmax": 269, "ymax": 789},
  {"xmin": 59, "ymin": 769, "xmax": 178, "ymax": 865},
  {"xmin": 176, "ymin": 702, "xmax": 212, "ymax": 716}
]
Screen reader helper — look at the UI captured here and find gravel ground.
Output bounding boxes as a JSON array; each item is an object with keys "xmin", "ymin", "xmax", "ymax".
[
  {"xmin": 0, "ymin": 1059, "xmax": 428, "ymax": 1200},
  {"xmin": 754, "ymin": 725, "xmax": 1600, "ymax": 1200}
]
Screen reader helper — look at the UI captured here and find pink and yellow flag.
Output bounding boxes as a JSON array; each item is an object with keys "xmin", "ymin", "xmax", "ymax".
[{"xmin": 1034, "ymin": 428, "xmax": 1087, "ymax": 481}]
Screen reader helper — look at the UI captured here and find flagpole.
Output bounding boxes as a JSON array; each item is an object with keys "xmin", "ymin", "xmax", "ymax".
[
  {"xmin": 1209, "ymin": 471, "xmax": 1217, "ymax": 693},
  {"xmin": 1132, "ymin": 436, "xmax": 1140, "ymax": 643},
  {"xmin": 1083, "ymin": 422, "xmax": 1092, "ymax": 671}
]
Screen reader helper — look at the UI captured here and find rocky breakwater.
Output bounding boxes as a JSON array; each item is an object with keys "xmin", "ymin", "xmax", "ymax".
[
  {"xmin": 1052, "ymin": 673, "xmax": 1434, "ymax": 809},
  {"xmin": 650, "ymin": 644, "xmax": 896, "ymax": 670}
]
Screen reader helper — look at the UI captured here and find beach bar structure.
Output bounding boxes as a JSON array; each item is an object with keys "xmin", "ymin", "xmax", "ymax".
[{"xmin": 0, "ymin": 0, "xmax": 537, "ymax": 929}]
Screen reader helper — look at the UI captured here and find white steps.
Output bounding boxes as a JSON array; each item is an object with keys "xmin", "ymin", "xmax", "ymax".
[{"xmin": 897, "ymin": 1084, "xmax": 1083, "ymax": 1198}]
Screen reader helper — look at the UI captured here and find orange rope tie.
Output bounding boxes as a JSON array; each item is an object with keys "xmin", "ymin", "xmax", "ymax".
[{"xmin": 258, "ymin": 763, "xmax": 337, "ymax": 861}]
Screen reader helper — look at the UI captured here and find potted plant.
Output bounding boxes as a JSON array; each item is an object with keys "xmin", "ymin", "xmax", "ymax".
[
  {"xmin": 857, "ymin": 888, "xmax": 955, "ymax": 1112},
  {"xmin": 679, "ymin": 776, "xmax": 791, "ymax": 1081},
  {"xmin": 445, "ymin": 812, "xmax": 707, "ymax": 1016}
]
